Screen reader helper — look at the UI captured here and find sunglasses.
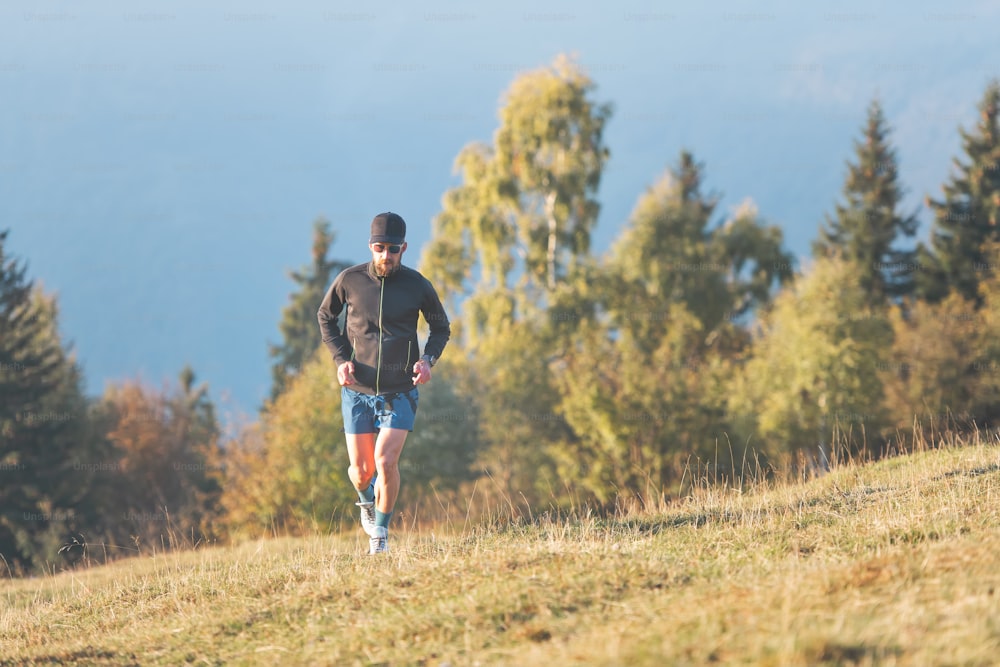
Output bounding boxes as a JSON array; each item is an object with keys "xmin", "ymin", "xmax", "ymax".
[{"xmin": 372, "ymin": 243, "xmax": 402, "ymax": 254}]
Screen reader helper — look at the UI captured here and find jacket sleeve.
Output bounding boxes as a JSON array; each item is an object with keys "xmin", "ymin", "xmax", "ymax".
[
  {"xmin": 317, "ymin": 274, "xmax": 352, "ymax": 366},
  {"xmin": 420, "ymin": 279, "xmax": 451, "ymax": 361}
]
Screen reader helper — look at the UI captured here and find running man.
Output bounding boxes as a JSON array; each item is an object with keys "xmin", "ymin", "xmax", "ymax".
[{"xmin": 317, "ymin": 212, "xmax": 450, "ymax": 554}]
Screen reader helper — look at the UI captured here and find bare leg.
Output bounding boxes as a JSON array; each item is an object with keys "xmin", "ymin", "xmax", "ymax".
[
  {"xmin": 344, "ymin": 432, "xmax": 376, "ymax": 493},
  {"xmin": 373, "ymin": 428, "xmax": 409, "ymax": 513}
]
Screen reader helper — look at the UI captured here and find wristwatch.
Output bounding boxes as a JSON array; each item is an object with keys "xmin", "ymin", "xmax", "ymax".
[{"xmin": 420, "ymin": 354, "xmax": 436, "ymax": 368}]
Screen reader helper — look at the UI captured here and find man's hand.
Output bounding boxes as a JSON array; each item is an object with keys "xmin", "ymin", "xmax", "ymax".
[
  {"xmin": 338, "ymin": 361, "xmax": 357, "ymax": 386},
  {"xmin": 412, "ymin": 359, "xmax": 432, "ymax": 386}
]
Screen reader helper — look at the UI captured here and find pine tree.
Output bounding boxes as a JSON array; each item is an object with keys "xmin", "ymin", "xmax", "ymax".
[
  {"xmin": 269, "ymin": 218, "xmax": 348, "ymax": 400},
  {"xmin": 0, "ymin": 230, "xmax": 100, "ymax": 573},
  {"xmin": 918, "ymin": 80, "xmax": 1000, "ymax": 303},
  {"xmin": 607, "ymin": 151, "xmax": 792, "ymax": 343},
  {"xmin": 813, "ymin": 99, "xmax": 919, "ymax": 304}
]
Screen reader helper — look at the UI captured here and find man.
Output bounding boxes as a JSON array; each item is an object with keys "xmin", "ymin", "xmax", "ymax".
[{"xmin": 317, "ymin": 212, "xmax": 450, "ymax": 555}]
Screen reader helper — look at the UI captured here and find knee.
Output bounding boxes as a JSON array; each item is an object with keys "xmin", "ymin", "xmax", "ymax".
[
  {"xmin": 348, "ymin": 464, "xmax": 374, "ymax": 488},
  {"xmin": 374, "ymin": 454, "xmax": 399, "ymax": 476}
]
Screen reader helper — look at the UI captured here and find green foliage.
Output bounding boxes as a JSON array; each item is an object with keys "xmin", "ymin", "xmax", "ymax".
[
  {"xmin": 919, "ymin": 80, "xmax": 1000, "ymax": 303},
  {"xmin": 880, "ymin": 294, "xmax": 984, "ymax": 440},
  {"xmin": 607, "ymin": 152, "xmax": 793, "ymax": 340},
  {"xmin": 0, "ymin": 230, "xmax": 110, "ymax": 574},
  {"xmin": 548, "ymin": 152, "xmax": 791, "ymax": 503},
  {"xmin": 421, "ymin": 53, "xmax": 611, "ymax": 344},
  {"xmin": 418, "ymin": 55, "xmax": 613, "ymax": 509},
  {"xmin": 466, "ymin": 316, "xmax": 570, "ymax": 506},
  {"xmin": 226, "ymin": 351, "xmax": 353, "ymax": 535},
  {"xmin": 400, "ymin": 354, "xmax": 482, "ymax": 505},
  {"xmin": 269, "ymin": 218, "xmax": 349, "ymax": 400},
  {"xmin": 813, "ymin": 99, "xmax": 919, "ymax": 303},
  {"xmin": 729, "ymin": 257, "xmax": 892, "ymax": 466},
  {"xmin": 225, "ymin": 350, "xmax": 483, "ymax": 534},
  {"xmin": 494, "ymin": 54, "xmax": 611, "ymax": 293},
  {"xmin": 554, "ymin": 305, "xmax": 732, "ymax": 503}
]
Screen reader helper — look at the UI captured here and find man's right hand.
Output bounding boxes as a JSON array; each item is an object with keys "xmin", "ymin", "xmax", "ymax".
[{"xmin": 337, "ymin": 361, "xmax": 357, "ymax": 386}]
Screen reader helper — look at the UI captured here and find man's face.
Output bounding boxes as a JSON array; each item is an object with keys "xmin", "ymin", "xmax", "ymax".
[{"xmin": 370, "ymin": 241, "xmax": 406, "ymax": 276}]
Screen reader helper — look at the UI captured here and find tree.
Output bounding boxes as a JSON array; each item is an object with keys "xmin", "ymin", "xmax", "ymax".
[
  {"xmin": 0, "ymin": 230, "xmax": 108, "ymax": 574},
  {"xmin": 417, "ymin": 55, "xmax": 611, "ymax": 507},
  {"xmin": 728, "ymin": 257, "xmax": 891, "ymax": 468},
  {"xmin": 421, "ymin": 54, "xmax": 611, "ymax": 346},
  {"xmin": 879, "ymin": 293, "xmax": 983, "ymax": 441},
  {"xmin": 554, "ymin": 304, "xmax": 733, "ymax": 503},
  {"xmin": 550, "ymin": 154, "xmax": 791, "ymax": 502},
  {"xmin": 813, "ymin": 99, "xmax": 919, "ymax": 304},
  {"xmin": 269, "ymin": 217, "xmax": 349, "ymax": 400},
  {"xmin": 223, "ymin": 350, "xmax": 352, "ymax": 535},
  {"xmin": 606, "ymin": 151, "xmax": 793, "ymax": 341},
  {"xmin": 880, "ymin": 244, "xmax": 1000, "ymax": 443},
  {"xmin": 494, "ymin": 54, "xmax": 611, "ymax": 295},
  {"xmin": 102, "ymin": 367, "xmax": 223, "ymax": 550},
  {"xmin": 918, "ymin": 80, "xmax": 1000, "ymax": 303}
]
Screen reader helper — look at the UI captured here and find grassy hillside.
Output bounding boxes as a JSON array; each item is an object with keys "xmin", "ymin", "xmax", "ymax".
[{"xmin": 4, "ymin": 441, "xmax": 1000, "ymax": 666}]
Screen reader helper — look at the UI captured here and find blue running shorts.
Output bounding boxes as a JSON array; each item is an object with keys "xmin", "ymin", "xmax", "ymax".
[{"xmin": 341, "ymin": 387, "xmax": 419, "ymax": 434}]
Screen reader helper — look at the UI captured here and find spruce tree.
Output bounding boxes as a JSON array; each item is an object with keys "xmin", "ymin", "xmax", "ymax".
[
  {"xmin": 813, "ymin": 99, "xmax": 918, "ymax": 304},
  {"xmin": 268, "ymin": 218, "xmax": 348, "ymax": 400},
  {"xmin": 0, "ymin": 230, "xmax": 98, "ymax": 573},
  {"xmin": 608, "ymin": 151, "xmax": 792, "ymax": 342},
  {"xmin": 918, "ymin": 80, "xmax": 1000, "ymax": 303}
]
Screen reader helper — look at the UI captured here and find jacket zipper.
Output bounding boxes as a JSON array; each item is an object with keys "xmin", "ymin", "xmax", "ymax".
[{"xmin": 375, "ymin": 276, "xmax": 385, "ymax": 394}]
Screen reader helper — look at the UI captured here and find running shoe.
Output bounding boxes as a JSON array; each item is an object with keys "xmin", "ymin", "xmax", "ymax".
[
  {"xmin": 356, "ymin": 501, "xmax": 377, "ymax": 537},
  {"xmin": 369, "ymin": 526, "xmax": 388, "ymax": 555}
]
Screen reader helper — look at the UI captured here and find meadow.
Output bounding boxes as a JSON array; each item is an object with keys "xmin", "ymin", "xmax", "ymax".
[{"xmin": 3, "ymin": 437, "xmax": 1000, "ymax": 666}]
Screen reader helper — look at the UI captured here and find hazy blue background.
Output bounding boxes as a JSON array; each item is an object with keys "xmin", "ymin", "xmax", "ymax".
[{"xmin": 2, "ymin": 0, "xmax": 998, "ymax": 424}]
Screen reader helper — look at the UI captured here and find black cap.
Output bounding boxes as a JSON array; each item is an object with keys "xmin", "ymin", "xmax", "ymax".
[{"xmin": 370, "ymin": 212, "xmax": 406, "ymax": 244}]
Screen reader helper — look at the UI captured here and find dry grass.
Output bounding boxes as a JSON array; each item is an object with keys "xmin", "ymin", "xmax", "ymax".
[{"xmin": 4, "ymin": 437, "xmax": 1000, "ymax": 665}]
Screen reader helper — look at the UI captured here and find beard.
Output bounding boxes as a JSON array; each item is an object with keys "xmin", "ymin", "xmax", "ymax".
[{"xmin": 375, "ymin": 259, "xmax": 401, "ymax": 277}]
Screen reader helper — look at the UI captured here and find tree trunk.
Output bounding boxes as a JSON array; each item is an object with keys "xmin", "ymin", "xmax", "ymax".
[{"xmin": 545, "ymin": 191, "xmax": 558, "ymax": 291}]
